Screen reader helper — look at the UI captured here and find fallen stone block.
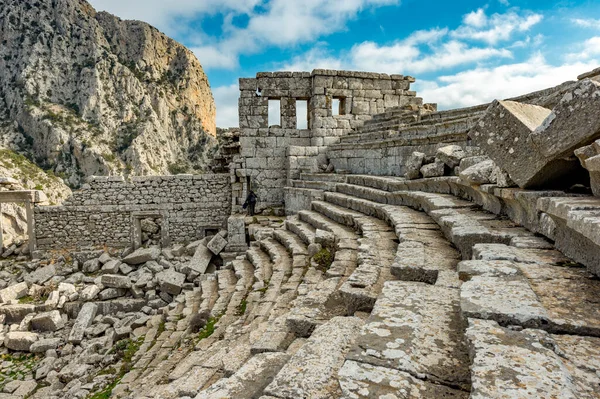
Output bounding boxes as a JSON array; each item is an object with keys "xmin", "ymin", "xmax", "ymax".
[
  {"xmin": 80, "ymin": 285, "xmax": 100, "ymax": 301},
  {"xmin": 82, "ymin": 258, "xmax": 101, "ymax": 273},
  {"xmin": 24, "ymin": 264, "xmax": 56, "ymax": 285},
  {"xmin": 0, "ymin": 304, "xmax": 36, "ymax": 323},
  {"xmin": 207, "ymin": 234, "xmax": 228, "ymax": 255},
  {"xmin": 30, "ymin": 337, "xmax": 61, "ymax": 353},
  {"xmin": 186, "ymin": 244, "xmax": 212, "ymax": 276},
  {"xmin": 68, "ymin": 302, "xmax": 98, "ymax": 344},
  {"xmin": 404, "ymin": 152, "xmax": 425, "ymax": 180},
  {"xmin": 31, "ymin": 310, "xmax": 65, "ymax": 332},
  {"xmin": 100, "ymin": 274, "xmax": 131, "ymax": 289},
  {"xmin": 101, "ymin": 259, "xmax": 121, "ymax": 274},
  {"xmin": 470, "ymin": 100, "xmax": 554, "ymax": 188},
  {"xmin": 0, "ymin": 282, "xmax": 28, "ymax": 303},
  {"xmin": 530, "ymin": 79, "xmax": 600, "ymax": 161},
  {"xmin": 420, "ymin": 160, "xmax": 445, "ymax": 178},
  {"xmin": 156, "ymin": 269, "xmax": 186, "ymax": 296},
  {"xmin": 436, "ymin": 145, "xmax": 467, "ymax": 169},
  {"xmin": 459, "ymin": 159, "xmax": 496, "ymax": 185},
  {"xmin": 4, "ymin": 331, "xmax": 38, "ymax": 351},
  {"xmin": 122, "ymin": 247, "xmax": 161, "ymax": 265}
]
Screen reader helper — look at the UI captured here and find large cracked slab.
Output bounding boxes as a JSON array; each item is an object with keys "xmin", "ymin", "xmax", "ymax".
[
  {"xmin": 466, "ymin": 318, "xmax": 600, "ymax": 399},
  {"xmin": 264, "ymin": 316, "xmax": 363, "ymax": 399},
  {"xmin": 391, "ymin": 240, "xmax": 460, "ymax": 284},
  {"xmin": 460, "ymin": 275, "xmax": 549, "ymax": 328},
  {"xmin": 347, "ymin": 281, "xmax": 471, "ymax": 390},
  {"xmin": 338, "ymin": 360, "xmax": 469, "ymax": 399}
]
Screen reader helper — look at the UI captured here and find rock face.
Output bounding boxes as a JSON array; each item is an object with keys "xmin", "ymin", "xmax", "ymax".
[{"xmin": 0, "ymin": 0, "xmax": 217, "ymax": 187}]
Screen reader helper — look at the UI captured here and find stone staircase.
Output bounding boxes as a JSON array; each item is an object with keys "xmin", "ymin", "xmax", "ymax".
[{"xmin": 114, "ymin": 171, "xmax": 600, "ymax": 398}]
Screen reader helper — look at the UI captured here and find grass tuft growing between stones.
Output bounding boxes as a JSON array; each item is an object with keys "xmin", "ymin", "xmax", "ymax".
[
  {"xmin": 87, "ymin": 336, "xmax": 144, "ymax": 399},
  {"xmin": 312, "ymin": 248, "xmax": 333, "ymax": 272}
]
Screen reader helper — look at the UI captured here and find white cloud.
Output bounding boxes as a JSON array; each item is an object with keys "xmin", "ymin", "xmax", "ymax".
[
  {"xmin": 191, "ymin": 46, "xmax": 238, "ymax": 69},
  {"xmin": 415, "ymin": 54, "xmax": 599, "ymax": 110},
  {"xmin": 351, "ymin": 39, "xmax": 512, "ymax": 74},
  {"xmin": 213, "ymin": 83, "xmax": 240, "ymax": 128},
  {"xmin": 92, "ymin": 0, "xmax": 401, "ymax": 70},
  {"xmin": 572, "ymin": 18, "xmax": 600, "ymax": 29},
  {"xmin": 452, "ymin": 10, "xmax": 543, "ymax": 44},
  {"xmin": 280, "ymin": 46, "xmax": 345, "ymax": 71},
  {"xmin": 88, "ymin": 0, "xmax": 261, "ymax": 34},
  {"xmin": 464, "ymin": 9, "xmax": 487, "ymax": 28},
  {"xmin": 566, "ymin": 36, "xmax": 600, "ymax": 60}
]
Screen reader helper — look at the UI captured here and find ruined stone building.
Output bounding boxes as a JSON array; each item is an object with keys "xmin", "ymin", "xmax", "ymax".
[{"xmin": 2, "ymin": 67, "xmax": 600, "ymax": 398}]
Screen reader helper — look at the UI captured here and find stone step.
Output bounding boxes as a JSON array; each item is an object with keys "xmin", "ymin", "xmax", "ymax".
[
  {"xmin": 246, "ymin": 245, "xmax": 273, "ymax": 287},
  {"xmin": 263, "ymin": 316, "xmax": 364, "ymax": 399},
  {"xmin": 297, "ymin": 210, "xmax": 358, "ymax": 243},
  {"xmin": 311, "ymin": 200, "xmax": 398, "ymax": 312},
  {"xmin": 284, "ymin": 216, "xmax": 316, "ymax": 246},
  {"xmin": 346, "ymin": 281, "xmax": 471, "ymax": 390},
  {"xmin": 272, "ymin": 229, "xmax": 309, "ymax": 256},
  {"xmin": 291, "ymin": 179, "xmax": 338, "ymax": 191},
  {"xmin": 338, "ymin": 360, "xmax": 469, "ymax": 398},
  {"xmin": 211, "ymin": 269, "xmax": 238, "ymax": 316},
  {"xmin": 466, "ymin": 318, "xmax": 600, "ymax": 398},
  {"xmin": 299, "ymin": 173, "xmax": 348, "ymax": 183},
  {"xmin": 196, "ymin": 352, "xmax": 291, "ymax": 399},
  {"xmin": 199, "ymin": 277, "xmax": 219, "ymax": 313},
  {"xmin": 258, "ymin": 238, "xmax": 293, "ymax": 289},
  {"xmin": 463, "ymin": 244, "xmax": 600, "ymax": 336},
  {"xmin": 286, "ymin": 277, "xmax": 345, "ymax": 337}
]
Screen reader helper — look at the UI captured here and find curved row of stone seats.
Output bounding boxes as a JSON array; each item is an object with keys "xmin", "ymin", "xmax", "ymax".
[
  {"xmin": 310, "ymin": 200, "xmax": 397, "ymax": 313},
  {"xmin": 190, "ymin": 219, "xmax": 366, "ymax": 399},
  {"xmin": 286, "ymin": 172, "xmax": 600, "ymax": 397}
]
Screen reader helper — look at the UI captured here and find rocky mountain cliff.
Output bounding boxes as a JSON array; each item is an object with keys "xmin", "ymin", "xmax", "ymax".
[{"xmin": 0, "ymin": 0, "xmax": 217, "ymax": 188}]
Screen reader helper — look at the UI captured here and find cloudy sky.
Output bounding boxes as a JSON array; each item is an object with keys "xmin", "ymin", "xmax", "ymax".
[{"xmin": 88, "ymin": 0, "xmax": 600, "ymax": 128}]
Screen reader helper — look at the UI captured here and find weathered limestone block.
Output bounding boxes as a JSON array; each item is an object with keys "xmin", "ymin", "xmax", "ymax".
[
  {"xmin": 461, "ymin": 275, "xmax": 548, "ymax": 328},
  {"xmin": 420, "ymin": 160, "xmax": 445, "ymax": 178},
  {"xmin": 122, "ymin": 247, "xmax": 161, "ymax": 265},
  {"xmin": 436, "ymin": 145, "xmax": 467, "ymax": 169},
  {"xmin": 31, "ymin": 310, "xmax": 65, "ymax": 332},
  {"xmin": 68, "ymin": 302, "xmax": 98, "ymax": 344},
  {"xmin": 530, "ymin": 79, "xmax": 600, "ymax": 160},
  {"xmin": 0, "ymin": 304, "xmax": 36, "ymax": 323},
  {"xmin": 4, "ymin": 332, "xmax": 38, "ymax": 351},
  {"xmin": 186, "ymin": 244, "xmax": 212, "ymax": 276},
  {"xmin": 470, "ymin": 100, "xmax": 553, "ymax": 187},
  {"xmin": 346, "ymin": 281, "xmax": 471, "ymax": 389},
  {"xmin": 156, "ymin": 269, "xmax": 186, "ymax": 295},
  {"xmin": 207, "ymin": 234, "xmax": 228, "ymax": 255},
  {"xmin": 197, "ymin": 353, "xmax": 290, "ymax": 399},
  {"xmin": 338, "ymin": 360, "xmax": 468, "ymax": 399},
  {"xmin": 0, "ymin": 282, "xmax": 28, "ymax": 303},
  {"xmin": 100, "ymin": 274, "xmax": 131, "ymax": 289},
  {"xmin": 30, "ymin": 337, "xmax": 61, "ymax": 353},
  {"xmin": 264, "ymin": 316, "xmax": 364, "ymax": 399},
  {"xmin": 404, "ymin": 152, "xmax": 425, "ymax": 180},
  {"xmin": 466, "ymin": 318, "xmax": 600, "ymax": 398},
  {"xmin": 459, "ymin": 160, "xmax": 496, "ymax": 185},
  {"xmin": 24, "ymin": 264, "xmax": 56, "ymax": 285}
]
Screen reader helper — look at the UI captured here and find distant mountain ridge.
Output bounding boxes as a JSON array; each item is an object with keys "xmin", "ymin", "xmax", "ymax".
[{"xmin": 0, "ymin": 0, "xmax": 217, "ymax": 187}]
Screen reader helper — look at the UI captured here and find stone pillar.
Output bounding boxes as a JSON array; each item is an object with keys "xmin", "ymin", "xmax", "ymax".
[
  {"xmin": 225, "ymin": 215, "xmax": 247, "ymax": 253},
  {"xmin": 25, "ymin": 201, "xmax": 36, "ymax": 254}
]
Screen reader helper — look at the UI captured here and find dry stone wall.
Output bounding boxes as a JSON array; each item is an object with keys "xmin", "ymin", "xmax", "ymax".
[{"xmin": 35, "ymin": 174, "xmax": 231, "ymax": 250}]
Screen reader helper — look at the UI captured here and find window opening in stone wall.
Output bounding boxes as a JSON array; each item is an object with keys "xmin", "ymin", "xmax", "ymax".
[
  {"xmin": 332, "ymin": 97, "xmax": 346, "ymax": 116},
  {"xmin": 268, "ymin": 99, "xmax": 281, "ymax": 126},
  {"xmin": 296, "ymin": 99, "xmax": 308, "ymax": 129}
]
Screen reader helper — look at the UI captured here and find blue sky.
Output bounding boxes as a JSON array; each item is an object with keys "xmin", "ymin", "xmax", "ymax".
[{"xmin": 88, "ymin": 0, "xmax": 600, "ymax": 128}]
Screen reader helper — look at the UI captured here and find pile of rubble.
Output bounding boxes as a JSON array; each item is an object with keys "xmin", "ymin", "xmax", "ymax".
[{"xmin": 0, "ymin": 231, "xmax": 228, "ymax": 398}]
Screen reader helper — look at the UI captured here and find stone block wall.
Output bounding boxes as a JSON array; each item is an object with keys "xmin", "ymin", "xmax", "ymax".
[
  {"xmin": 35, "ymin": 174, "xmax": 231, "ymax": 250},
  {"xmin": 235, "ymin": 69, "xmax": 419, "ymax": 212}
]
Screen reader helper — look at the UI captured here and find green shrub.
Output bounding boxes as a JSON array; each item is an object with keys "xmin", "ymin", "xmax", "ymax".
[{"xmin": 313, "ymin": 248, "xmax": 333, "ymax": 272}]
